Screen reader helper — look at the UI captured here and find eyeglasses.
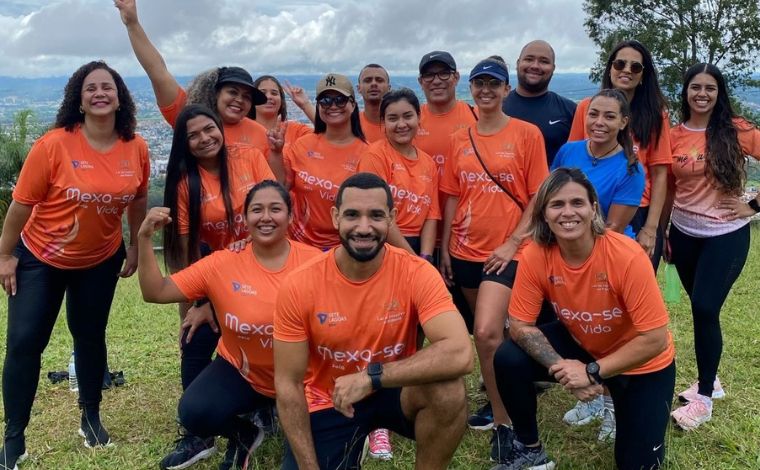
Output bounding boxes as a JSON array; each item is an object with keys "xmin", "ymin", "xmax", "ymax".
[
  {"xmin": 611, "ymin": 59, "xmax": 644, "ymax": 74},
  {"xmin": 317, "ymin": 95, "xmax": 353, "ymax": 109},
  {"xmin": 420, "ymin": 71, "xmax": 453, "ymax": 83},
  {"xmin": 470, "ymin": 78, "xmax": 505, "ymax": 90}
]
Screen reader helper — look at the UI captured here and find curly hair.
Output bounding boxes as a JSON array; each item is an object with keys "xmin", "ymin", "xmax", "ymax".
[
  {"xmin": 186, "ymin": 67, "xmax": 257, "ymax": 122},
  {"xmin": 252, "ymin": 75, "xmax": 288, "ymax": 121},
  {"xmin": 54, "ymin": 61, "xmax": 136, "ymax": 141},
  {"xmin": 602, "ymin": 40, "xmax": 667, "ymax": 151},
  {"xmin": 680, "ymin": 63, "xmax": 747, "ymax": 195}
]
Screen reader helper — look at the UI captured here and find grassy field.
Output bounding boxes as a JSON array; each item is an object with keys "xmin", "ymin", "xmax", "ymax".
[{"xmin": 1, "ymin": 227, "xmax": 759, "ymax": 469}]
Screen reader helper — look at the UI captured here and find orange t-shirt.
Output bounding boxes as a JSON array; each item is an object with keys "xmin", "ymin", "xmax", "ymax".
[
  {"xmin": 176, "ymin": 144, "xmax": 274, "ymax": 250},
  {"xmin": 159, "ymin": 87, "xmax": 270, "ymax": 155},
  {"xmin": 568, "ymin": 97, "xmax": 671, "ymax": 206},
  {"xmin": 439, "ymin": 119, "xmax": 548, "ymax": 261},
  {"xmin": 415, "ymin": 101, "xmax": 478, "ymax": 177},
  {"xmin": 171, "ymin": 241, "xmax": 322, "ymax": 397},
  {"xmin": 359, "ymin": 111, "xmax": 384, "ymax": 143},
  {"xmin": 274, "ymin": 244, "xmax": 456, "ymax": 412},
  {"xmin": 358, "ymin": 139, "xmax": 441, "ymax": 237},
  {"xmin": 283, "ymin": 120, "xmax": 313, "ymax": 145},
  {"xmin": 510, "ymin": 231, "xmax": 675, "ymax": 375},
  {"xmin": 669, "ymin": 119, "xmax": 760, "ymax": 236},
  {"xmin": 283, "ymin": 133, "xmax": 368, "ymax": 249},
  {"xmin": 13, "ymin": 127, "xmax": 149, "ymax": 269}
]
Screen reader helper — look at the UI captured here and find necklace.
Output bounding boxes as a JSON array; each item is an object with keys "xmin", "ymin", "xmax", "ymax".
[{"xmin": 587, "ymin": 141, "xmax": 620, "ymax": 166}]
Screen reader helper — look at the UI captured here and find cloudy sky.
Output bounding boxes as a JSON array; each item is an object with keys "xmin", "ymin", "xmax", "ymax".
[{"xmin": 0, "ymin": 0, "xmax": 598, "ymax": 78}]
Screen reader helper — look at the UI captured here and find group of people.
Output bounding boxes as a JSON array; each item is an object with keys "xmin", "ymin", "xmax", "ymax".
[{"xmin": 1, "ymin": 1, "xmax": 759, "ymax": 469}]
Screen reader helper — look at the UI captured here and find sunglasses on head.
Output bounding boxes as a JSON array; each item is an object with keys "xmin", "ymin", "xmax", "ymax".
[
  {"xmin": 317, "ymin": 95, "xmax": 353, "ymax": 109},
  {"xmin": 611, "ymin": 59, "xmax": 644, "ymax": 74}
]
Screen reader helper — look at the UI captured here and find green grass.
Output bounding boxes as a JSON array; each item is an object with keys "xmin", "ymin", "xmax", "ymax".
[{"xmin": 2, "ymin": 227, "xmax": 760, "ymax": 469}]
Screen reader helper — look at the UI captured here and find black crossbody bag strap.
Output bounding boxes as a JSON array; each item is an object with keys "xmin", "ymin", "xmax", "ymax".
[{"xmin": 467, "ymin": 127, "xmax": 524, "ymax": 211}]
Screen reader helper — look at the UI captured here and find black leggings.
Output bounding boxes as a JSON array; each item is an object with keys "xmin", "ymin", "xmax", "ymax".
[
  {"xmin": 3, "ymin": 242, "xmax": 125, "ymax": 440},
  {"xmin": 669, "ymin": 223, "xmax": 749, "ymax": 396},
  {"xmin": 493, "ymin": 321, "xmax": 675, "ymax": 470},
  {"xmin": 178, "ymin": 356, "xmax": 273, "ymax": 439}
]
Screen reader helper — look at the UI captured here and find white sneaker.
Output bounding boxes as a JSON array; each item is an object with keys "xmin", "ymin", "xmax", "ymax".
[
  {"xmin": 672, "ymin": 396, "xmax": 712, "ymax": 431},
  {"xmin": 678, "ymin": 377, "xmax": 725, "ymax": 403},
  {"xmin": 562, "ymin": 396, "xmax": 604, "ymax": 426},
  {"xmin": 597, "ymin": 403, "xmax": 616, "ymax": 441}
]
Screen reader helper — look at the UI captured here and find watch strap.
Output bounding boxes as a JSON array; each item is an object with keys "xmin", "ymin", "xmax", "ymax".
[{"xmin": 748, "ymin": 199, "xmax": 760, "ymax": 213}]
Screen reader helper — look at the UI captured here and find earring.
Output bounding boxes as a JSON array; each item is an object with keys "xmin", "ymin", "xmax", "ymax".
[{"xmin": 79, "ymin": 106, "xmax": 84, "ymax": 114}]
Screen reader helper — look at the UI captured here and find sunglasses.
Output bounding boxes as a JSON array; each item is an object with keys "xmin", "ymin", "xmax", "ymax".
[
  {"xmin": 317, "ymin": 95, "xmax": 353, "ymax": 109},
  {"xmin": 420, "ymin": 71, "xmax": 454, "ymax": 83},
  {"xmin": 470, "ymin": 78, "xmax": 505, "ymax": 90},
  {"xmin": 611, "ymin": 59, "xmax": 644, "ymax": 74}
]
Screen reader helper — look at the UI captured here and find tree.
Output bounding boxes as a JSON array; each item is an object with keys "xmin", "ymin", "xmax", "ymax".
[
  {"xmin": 583, "ymin": 0, "xmax": 760, "ymax": 120},
  {"xmin": 0, "ymin": 110, "xmax": 39, "ymax": 224}
]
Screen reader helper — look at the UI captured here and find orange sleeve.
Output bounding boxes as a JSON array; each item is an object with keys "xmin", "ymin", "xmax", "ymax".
[
  {"xmin": 439, "ymin": 135, "xmax": 460, "ymax": 196},
  {"xmin": 286, "ymin": 121, "xmax": 313, "ymax": 142},
  {"xmin": 412, "ymin": 261, "xmax": 458, "ymax": 325},
  {"xmin": 159, "ymin": 87, "xmax": 187, "ymax": 129},
  {"xmin": 169, "ymin": 252, "xmax": 220, "ymax": 300},
  {"xmin": 176, "ymin": 179, "xmax": 190, "ymax": 236},
  {"xmin": 357, "ymin": 149, "xmax": 391, "ymax": 181},
  {"xmin": 619, "ymin": 250, "xmax": 670, "ymax": 332},
  {"xmin": 645, "ymin": 112, "xmax": 673, "ymax": 167},
  {"xmin": 567, "ymin": 98, "xmax": 588, "ymax": 141},
  {"xmin": 246, "ymin": 146, "xmax": 276, "ymax": 181},
  {"xmin": 736, "ymin": 120, "xmax": 760, "ymax": 159},
  {"xmin": 523, "ymin": 126, "xmax": 550, "ymax": 196},
  {"xmin": 273, "ymin": 273, "xmax": 310, "ymax": 342},
  {"xmin": 508, "ymin": 244, "xmax": 547, "ymax": 323},
  {"xmin": 12, "ymin": 136, "xmax": 53, "ymax": 205}
]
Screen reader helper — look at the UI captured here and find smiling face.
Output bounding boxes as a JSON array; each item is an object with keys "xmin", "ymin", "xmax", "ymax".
[
  {"xmin": 246, "ymin": 186, "xmax": 291, "ymax": 247},
  {"xmin": 469, "ymin": 74, "xmax": 510, "ymax": 113},
  {"xmin": 382, "ymin": 99, "xmax": 419, "ymax": 146},
  {"xmin": 585, "ymin": 95, "xmax": 628, "ymax": 148},
  {"xmin": 686, "ymin": 72, "xmax": 719, "ymax": 119},
  {"xmin": 80, "ymin": 68, "xmax": 119, "ymax": 117},
  {"xmin": 255, "ymin": 79, "xmax": 283, "ymax": 119},
  {"xmin": 543, "ymin": 181, "xmax": 597, "ymax": 244},
  {"xmin": 317, "ymin": 90, "xmax": 355, "ymax": 127},
  {"xmin": 418, "ymin": 63, "xmax": 459, "ymax": 106},
  {"xmin": 186, "ymin": 115, "xmax": 224, "ymax": 161},
  {"xmin": 332, "ymin": 187, "xmax": 393, "ymax": 262},
  {"xmin": 516, "ymin": 41, "xmax": 555, "ymax": 94},
  {"xmin": 216, "ymin": 84, "xmax": 254, "ymax": 124},
  {"xmin": 609, "ymin": 47, "xmax": 644, "ymax": 94}
]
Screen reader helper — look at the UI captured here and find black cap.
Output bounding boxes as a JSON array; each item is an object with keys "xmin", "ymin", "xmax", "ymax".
[
  {"xmin": 419, "ymin": 51, "xmax": 457, "ymax": 73},
  {"xmin": 216, "ymin": 67, "xmax": 267, "ymax": 105}
]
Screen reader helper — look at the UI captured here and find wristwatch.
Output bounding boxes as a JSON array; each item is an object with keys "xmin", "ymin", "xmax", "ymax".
[
  {"xmin": 586, "ymin": 361, "xmax": 603, "ymax": 385},
  {"xmin": 367, "ymin": 362, "xmax": 383, "ymax": 391},
  {"xmin": 749, "ymin": 199, "xmax": 760, "ymax": 213}
]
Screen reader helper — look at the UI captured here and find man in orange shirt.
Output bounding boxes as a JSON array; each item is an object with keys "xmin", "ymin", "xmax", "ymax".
[
  {"xmin": 357, "ymin": 64, "xmax": 391, "ymax": 143},
  {"xmin": 274, "ymin": 173, "xmax": 473, "ymax": 470}
]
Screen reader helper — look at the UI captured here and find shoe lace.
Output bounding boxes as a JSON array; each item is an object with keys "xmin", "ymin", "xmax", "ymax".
[{"xmin": 370, "ymin": 430, "xmax": 390, "ymax": 448}]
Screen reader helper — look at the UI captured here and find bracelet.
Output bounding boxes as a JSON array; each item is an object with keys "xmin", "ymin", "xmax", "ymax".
[
  {"xmin": 639, "ymin": 226, "xmax": 657, "ymax": 237},
  {"xmin": 419, "ymin": 253, "xmax": 434, "ymax": 264},
  {"xmin": 749, "ymin": 199, "xmax": 760, "ymax": 213}
]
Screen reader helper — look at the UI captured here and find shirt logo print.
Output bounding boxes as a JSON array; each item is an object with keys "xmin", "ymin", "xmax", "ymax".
[
  {"xmin": 325, "ymin": 76, "xmax": 337, "ymax": 87},
  {"xmin": 317, "ymin": 313, "xmax": 328, "ymax": 324}
]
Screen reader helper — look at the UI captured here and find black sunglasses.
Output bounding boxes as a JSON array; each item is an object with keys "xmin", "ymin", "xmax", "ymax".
[
  {"xmin": 317, "ymin": 95, "xmax": 353, "ymax": 109},
  {"xmin": 611, "ymin": 59, "xmax": 644, "ymax": 74}
]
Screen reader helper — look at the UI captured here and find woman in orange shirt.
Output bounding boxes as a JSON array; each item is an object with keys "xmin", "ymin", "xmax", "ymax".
[
  {"xmin": 492, "ymin": 168, "xmax": 675, "ymax": 470},
  {"xmin": 252, "ymin": 75, "xmax": 314, "ymax": 146},
  {"xmin": 0, "ymin": 61, "xmax": 149, "ymax": 464},
  {"xmin": 269, "ymin": 73, "xmax": 368, "ymax": 250},
  {"xmin": 137, "ymin": 180, "xmax": 321, "ymax": 468},
  {"xmin": 667, "ymin": 63, "xmax": 760, "ymax": 431}
]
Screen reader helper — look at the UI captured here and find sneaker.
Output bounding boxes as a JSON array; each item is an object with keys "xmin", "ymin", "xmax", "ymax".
[
  {"xmin": 562, "ymin": 396, "xmax": 604, "ymax": 426},
  {"xmin": 672, "ymin": 396, "xmax": 712, "ymax": 431},
  {"xmin": 367, "ymin": 429, "xmax": 393, "ymax": 460},
  {"xmin": 490, "ymin": 424, "xmax": 514, "ymax": 463},
  {"xmin": 678, "ymin": 378, "xmax": 725, "ymax": 403},
  {"xmin": 468, "ymin": 402, "xmax": 495, "ymax": 431},
  {"xmin": 0, "ymin": 436, "xmax": 28, "ymax": 470},
  {"xmin": 252, "ymin": 406, "xmax": 278, "ymax": 435},
  {"xmin": 597, "ymin": 403, "xmax": 616, "ymax": 442},
  {"xmin": 78, "ymin": 414, "xmax": 114, "ymax": 448},
  {"xmin": 489, "ymin": 439, "xmax": 555, "ymax": 470},
  {"xmin": 159, "ymin": 433, "xmax": 216, "ymax": 470},
  {"xmin": 219, "ymin": 426, "xmax": 265, "ymax": 470}
]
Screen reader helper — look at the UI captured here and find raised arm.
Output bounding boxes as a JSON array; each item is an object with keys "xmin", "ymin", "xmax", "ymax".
[
  {"xmin": 115, "ymin": 0, "xmax": 180, "ymax": 107},
  {"xmin": 136, "ymin": 207, "xmax": 189, "ymax": 303}
]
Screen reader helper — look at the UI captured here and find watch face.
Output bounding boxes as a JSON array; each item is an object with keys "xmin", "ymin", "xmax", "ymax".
[
  {"xmin": 587, "ymin": 362, "xmax": 599, "ymax": 374},
  {"xmin": 368, "ymin": 363, "xmax": 382, "ymax": 375}
]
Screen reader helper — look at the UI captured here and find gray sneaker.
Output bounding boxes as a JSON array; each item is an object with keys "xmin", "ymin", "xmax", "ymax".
[
  {"xmin": 490, "ymin": 440, "xmax": 555, "ymax": 470},
  {"xmin": 597, "ymin": 403, "xmax": 616, "ymax": 441},
  {"xmin": 562, "ymin": 396, "xmax": 604, "ymax": 426}
]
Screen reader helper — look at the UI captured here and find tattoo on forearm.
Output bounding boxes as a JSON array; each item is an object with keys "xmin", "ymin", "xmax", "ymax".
[{"xmin": 514, "ymin": 329, "xmax": 562, "ymax": 368}]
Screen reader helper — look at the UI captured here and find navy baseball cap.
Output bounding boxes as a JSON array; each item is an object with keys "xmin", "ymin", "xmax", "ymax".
[
  {"xmin": 469, "ymin": 59, "xmax": 509, "ymax": 83},
  {"xmin": 419, "ymin": 51, "xmax": 457, "ymax": 73}
]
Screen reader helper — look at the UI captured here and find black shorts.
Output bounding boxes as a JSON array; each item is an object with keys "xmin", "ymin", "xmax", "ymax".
[
  {"xmin": 281, "ymin": 388, "xmax": 414, "ymax": 470},
  {"xmin": 451, "ymin": 256, "xmax": 518, "ymax": 289}
]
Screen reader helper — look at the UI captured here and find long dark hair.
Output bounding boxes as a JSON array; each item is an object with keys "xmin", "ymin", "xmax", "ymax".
[
  {"xmin": 163, "ymin": 104, "xmax": 235, "ymax": 269},
  {"xmin": 314, "ymin": 96, "xmax": 366, "ymax": 142},
  {"xmin": 602, "ymin": 40, "xmax": 666, "ymax": 151},
  {"xmin": 251, "ymin": 75, "xmax": 287, "ymax": 121},
  {"xmin": 589, "ymin": 89, "xmax": 638, "ymax": 174},
  {"xmin": 54, "ymin": 61, "xmax": 136, "ymax": 141},
  {"xmin": 681, "ymin": 63, "xmax": 747, "ymax": 195}
]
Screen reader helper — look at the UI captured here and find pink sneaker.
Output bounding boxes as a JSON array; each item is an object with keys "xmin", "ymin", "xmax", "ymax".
[
  {"xmin": 678, "ymin": 377, "xmax": 725, "ymax": 403},
  {"xmin": 671, "ymin": 396, "xmax": 712, "ymax": 431},
  {"xmin": 367, "ymin": 428, "xmax": 393, "ymax": 460}
]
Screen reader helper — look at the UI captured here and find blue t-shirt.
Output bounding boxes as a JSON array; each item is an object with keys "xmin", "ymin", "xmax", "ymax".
[
  {"xmin": 552, "ymin": 140, "xmax": 644, "ymax": 238},
  {"xmin": 503, "ymin": 90, "xmax": 576, "ymax": 166}
]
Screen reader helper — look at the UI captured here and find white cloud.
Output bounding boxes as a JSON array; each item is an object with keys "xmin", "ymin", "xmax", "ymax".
[{"xmin": 0, "ymin": 0, "xmax": 598, "ymax": 77}]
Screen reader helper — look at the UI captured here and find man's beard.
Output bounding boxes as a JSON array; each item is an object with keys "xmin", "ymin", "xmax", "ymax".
[{"xmin": 340, "ymin": 233, "xmax": 385, "ymax": 262}]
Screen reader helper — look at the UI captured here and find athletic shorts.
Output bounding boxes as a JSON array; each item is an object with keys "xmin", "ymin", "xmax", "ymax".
[
  {"xmin": 280, "ymin": 388, "xmax": 414, "ymax": 470},
  {"xmin": 450, "ymin": 256, "xmax": 518, "ymax": 289}
]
